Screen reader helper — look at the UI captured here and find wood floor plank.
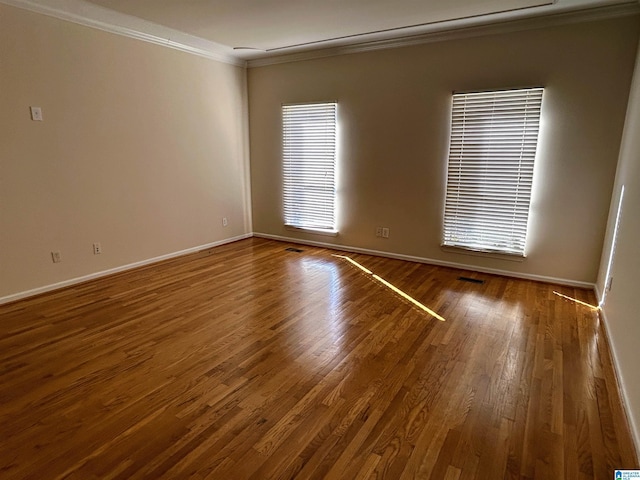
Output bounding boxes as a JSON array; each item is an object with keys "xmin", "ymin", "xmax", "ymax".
[{"xmin": 0, "ymin": 237, "xmax": 637, "ymax": 479}]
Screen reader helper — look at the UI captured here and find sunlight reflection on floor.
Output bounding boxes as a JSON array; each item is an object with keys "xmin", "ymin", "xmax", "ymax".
[{"xmin": 332, "ymin": 255, "xmax": 446, "ymax": 322}]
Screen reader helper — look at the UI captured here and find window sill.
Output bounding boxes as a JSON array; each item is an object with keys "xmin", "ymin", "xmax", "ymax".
[
  {"xmin": 441, "ymin": 245, "xmax": 526, "ymax": 263},
  {"xmin": 285, "ymin": 225, "xmax": 338, "ymax": 237}
]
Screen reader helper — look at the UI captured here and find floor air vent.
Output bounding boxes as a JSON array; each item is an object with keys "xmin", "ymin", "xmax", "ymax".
[
  {"xmin": 285, "ymin": 247, "xmax": 304, "ymax": 253},
  {"xmin": 458, "ymin": 276, "xmax": 485, "ymax": 284}
]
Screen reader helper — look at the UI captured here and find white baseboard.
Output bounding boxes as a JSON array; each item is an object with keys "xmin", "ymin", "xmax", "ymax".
[
  {"xmin": 597, "ymin": 304, "xmax": 640, "ymax": 464},
  {"xmin": 595, "ymin": 283, "xmax": 603, "ymax": 305},
  {"xmin": 2, "ymin": 231, "xmax": 596, "ymax": 305},
  {"xmin": 253, "ymin": 232, "xmax": 596, "ymax": 289},
  {"xmin": 0, "ymin": 233, "xmax": 252, "ymax": 305}
]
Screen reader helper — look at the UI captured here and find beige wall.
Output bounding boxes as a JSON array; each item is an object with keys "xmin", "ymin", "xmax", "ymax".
[
  {"xmin": 248, "ymin": 16, "xmax": 640, "ymax": 285},
  {"xmin": 597, "ymin": 37, "xmax": 640, "ymax": 454},
  {"xmin": 0, "ymin": 4, "xmax": 251, "ymax": 300}
]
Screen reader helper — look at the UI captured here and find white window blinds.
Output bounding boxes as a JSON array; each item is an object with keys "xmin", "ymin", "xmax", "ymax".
[
  {"xmin": 443, "ymin": 87, "xmax": 543, "ymax": 256},
  {"xmin": 283, "ymin": 102, "xmax": 337, "ymax": 232}
]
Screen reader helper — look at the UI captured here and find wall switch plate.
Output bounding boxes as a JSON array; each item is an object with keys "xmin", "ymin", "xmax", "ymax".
[
  {"xmin": 30, "ymin": 106, "xmax": 43, "ymax": 121},
  {"xmin": 51, "ymin": 251, "xmax": 61, "ymax": 263},
  {"xmin": 222, "ymin": 217, "xmax": 228, "ymax": 227},
  {"xmin": 93, "ymin": 242, "xmax": 102, "ymax": 255}
]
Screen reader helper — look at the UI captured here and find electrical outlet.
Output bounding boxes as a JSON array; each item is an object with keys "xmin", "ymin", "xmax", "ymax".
[
  {"xmin": 222, "ymin": 217, "xmax": 228, "ymax": 227},
  {"xmin": 51, "ymin": 251, "xmax": 61, "ymax": 263},
  {"xmin": 93, "ymin": 242, "xmax": 102, "ymax": 255},
  {"xmin": 381, "ymin": 227, "xmax": 390, "ymax": 238},
  {"xmin": 376, "ymin": 227, "xmax": 383, "ymax": 237},
  {"xmin": 30, "ymin": 106, "xmax": 43, "ymax": 121}
]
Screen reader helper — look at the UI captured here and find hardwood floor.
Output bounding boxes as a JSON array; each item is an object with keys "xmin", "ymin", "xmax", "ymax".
[{"xmin": 0, "ymin": 237, "xmax": 637, "ymax": 479}]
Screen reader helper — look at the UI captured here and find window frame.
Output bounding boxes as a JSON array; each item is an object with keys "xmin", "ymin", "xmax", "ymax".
[
  {"xmin": 282, "ymin": 101, "xmax": 338, "ymax": 235},
  {"xmin": 442, "ymin": 87, "xmax": 544, "ymax": 257}
]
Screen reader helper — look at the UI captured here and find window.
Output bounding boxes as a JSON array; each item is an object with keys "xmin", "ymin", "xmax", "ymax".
[
  {"xmin": 442, "ymin": 87, "xmax": 544, "ymax": 256},
  {"xmin": 282, "ymin": 102, "xmax": 337, "ymax": 233}
]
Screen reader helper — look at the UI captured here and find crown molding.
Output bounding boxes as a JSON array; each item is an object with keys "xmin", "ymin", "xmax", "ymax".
[
  {"xmin": 247, "ymin": 1, "xmax": 640, "ymax": 68},
  {"xmin": 0, "ymin": 0, "xmax": 247, "ymax": 67},
  {"xmin": 2, "ymin": 0, "xmax": 637, "ymax": 69}
]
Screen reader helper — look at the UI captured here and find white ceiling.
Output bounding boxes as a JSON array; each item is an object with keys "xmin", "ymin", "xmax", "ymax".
[{"xmin": 2, "ymin": 0, "xmax": 638, "ymax": 63}]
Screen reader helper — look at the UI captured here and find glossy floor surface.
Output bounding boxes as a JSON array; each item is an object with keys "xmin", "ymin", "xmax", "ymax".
[{"xmin": 0, "ymin": 238, "xmax": 637, "ymax": 479}]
